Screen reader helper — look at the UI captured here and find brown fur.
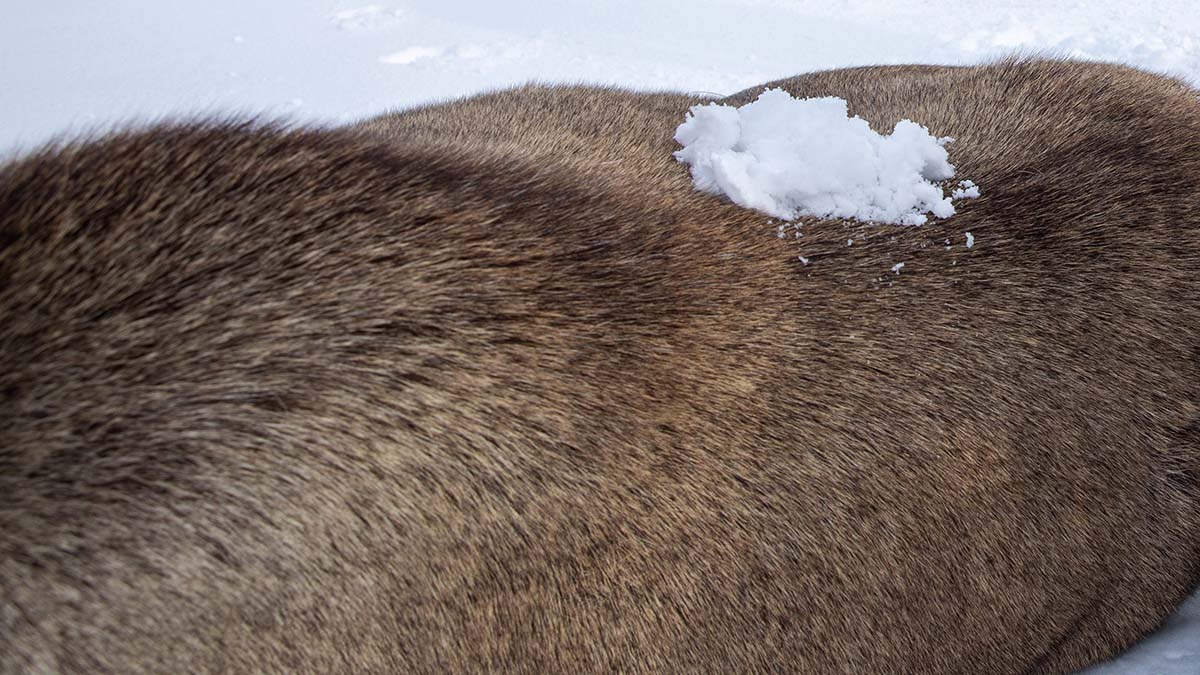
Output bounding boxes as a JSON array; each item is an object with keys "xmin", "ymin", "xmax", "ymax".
[{"xmin": 2, "ymin": 58, "xmax": 1200, "ymax": 673}]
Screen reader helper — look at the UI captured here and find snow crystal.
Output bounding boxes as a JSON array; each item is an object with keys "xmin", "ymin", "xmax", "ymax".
[
  {"xmin": 674, "ymin": 89, "xmax": 958, "ymax": 225},
  {"xmin": 892, "ymin": 262, "xmax": 905, "ymax": 274},
  {"xmin": 966, "ymin": 231, "xmax": 975, "ymax": 248}
]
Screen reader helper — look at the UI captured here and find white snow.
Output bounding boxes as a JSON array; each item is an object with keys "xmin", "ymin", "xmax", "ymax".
[
  {"xmin": 892, "ymin": 262, "xmax": 906, "ymax": 274},
  {"xmin": 2, "ymin": 2, "xmax": 1199, "ymax": 673},
  {"xmin": 966, "ymin": 232, "xmax": 976, "ymax": 248},
  {"xmin": 3, "ymin": 0, "xmax": 1200, "ymax": 154},
  {"xmin": 380, "ymin": 46, "xmax": 442, "ymax": 65},
  {"xmin": 673, "ymin": 89, "xmax": 957, "ymax": 225},
  {"xmin": 332, "ymin": 5, "xmax": 405, "ymax": 31},
  {"xmin": 952, "ymin": 180, "xmax": 981, "ymax": 200}
]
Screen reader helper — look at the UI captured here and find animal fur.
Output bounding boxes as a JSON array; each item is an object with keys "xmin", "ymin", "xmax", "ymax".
[{"xmin": 2, "ymin": 58, "xmax": 1199, "ymax": 673}]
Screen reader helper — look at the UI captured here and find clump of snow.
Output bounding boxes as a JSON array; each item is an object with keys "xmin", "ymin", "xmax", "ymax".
[
  {"xmin": 952, "ymin": 179, "xmax": 981, "ymax": 199},
  {"xmin": 966, "ymin": 231, "xmax": 975, "ymax": 248},
  {"xmin": 892, "ymin": 262, "xmax": 906, "ymax": 274},
  {"xmin": 674, "ymin": 89, "xmax": 959, "ymax": 225}
]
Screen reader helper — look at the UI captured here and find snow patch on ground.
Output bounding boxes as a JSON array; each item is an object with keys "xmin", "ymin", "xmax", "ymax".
[
  {"xmin": 331, "ymin": 5, "xmax": 404, "ymax": 31},
  {"xmin": 380, "ymin": 46, "xmax": 441, "ymax": 65}
]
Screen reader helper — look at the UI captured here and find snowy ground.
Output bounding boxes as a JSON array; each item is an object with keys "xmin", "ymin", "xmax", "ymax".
[
  {"xmin": 3, "ymin": 1, "xmax": 1199, "ymax": 672},
  {"xmin": 4, "ymin": 0, "xmax": 1200, "ymax": 153}
]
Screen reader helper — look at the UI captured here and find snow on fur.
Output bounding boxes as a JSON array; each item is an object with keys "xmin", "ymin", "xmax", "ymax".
[{"xmin": 673, "ymin": 89, "xmax": 960, "ymax": 225}]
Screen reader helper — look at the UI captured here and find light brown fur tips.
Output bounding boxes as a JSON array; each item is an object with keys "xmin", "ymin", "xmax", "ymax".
[{"xmin": 2, "ymin": 58, "xmax": 1199, "ymax": 673}]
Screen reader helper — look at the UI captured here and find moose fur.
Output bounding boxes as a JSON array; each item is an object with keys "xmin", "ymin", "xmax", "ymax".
[{"xmin": 2, "ymin": 58, "xmax": 1199, "ymax": 673}]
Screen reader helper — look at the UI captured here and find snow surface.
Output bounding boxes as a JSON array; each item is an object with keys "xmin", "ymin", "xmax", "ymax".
[
  {"xmin": 2, "ymin": 1, "xmax": 1198, "ymax": 672},
  {"xmin": 674, "ymin": 90, "xmax": 960, "ymax": 225},
  {"xmin": 3, "ymin": 0, "xmax": 1200, "ymax": 153}
]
